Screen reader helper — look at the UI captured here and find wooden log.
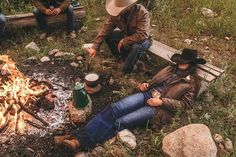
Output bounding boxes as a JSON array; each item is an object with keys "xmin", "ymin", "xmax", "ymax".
[
  {"xmin": 5, "ymin": 6, "xmax": 85, "ymax": 28},
  {"xmin": 18, "ymin": 102, "xmax": 49, "ymax": 126}
]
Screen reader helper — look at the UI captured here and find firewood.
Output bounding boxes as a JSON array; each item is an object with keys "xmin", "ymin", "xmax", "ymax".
[{"xmin": 18, "ymin": 102, "xmax": 49, "ymax": 126}]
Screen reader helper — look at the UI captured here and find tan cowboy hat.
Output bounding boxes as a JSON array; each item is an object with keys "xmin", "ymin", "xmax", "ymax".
[{"xmin": 106, "ymin": 0, "xmax": 138, "ymax": 16}]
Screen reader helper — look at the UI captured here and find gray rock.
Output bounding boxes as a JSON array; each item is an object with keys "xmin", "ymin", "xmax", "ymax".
[
  {"xmin": 184, "ymin": 39, "xmax": 193, "ymax": 45},
  {"xmin": 70, "ymin": 62, "xmax": 79, "ymax": 68},
  {"xmin": 48, "ymin": 49, "xmax": 59, "ymax": 56},
  {"xmin": 224, "ymin": 138, "xmax": 234, "ymax": 152},
  {"xmin": 40, "ymin": 56, "xmax": 50, "ymax": 62},
  {"xmin": 68, "ymin": 99, "xmax": 92, "ymax": 124},
  {"xmin": 213, "ymin": 133, "xmax": 224, "ymax": 143},
  {"xmin": 117, "ymin": 129, "xmax": 137, "ymax": 150},
  {"xmin": 201, "ymin": 7, "xmax": 217, "ymax": 18},
  {"xmin": 27, "ymin": 56, "xmax": 38, "ymax": 61},
  {"xmin": 162, "ymin": 124, "xmax": 217, "ymax": 157},
  {"xmin": 25, "ymin": 42, "xmax": 40, "ymax": 52},
  {"xmin": 54, "ymin": 52, "xmax": 65, "ymax": 58}
]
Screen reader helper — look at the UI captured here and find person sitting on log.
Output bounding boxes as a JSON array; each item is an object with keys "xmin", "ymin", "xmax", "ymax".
[
  {"xmin": 54, "ymin": 48, "xmax": 206, "ymax": 151},
  {"xmin": 0, "ymin": 8, "xmax": 6, "ymax": 40},
  {"xmin": 32, "ymin": 0, "xmax": 76, "ymax": 39},
  {"xmin": 87, "ymin": 0, "xmax": 152, "ymax": 74}
]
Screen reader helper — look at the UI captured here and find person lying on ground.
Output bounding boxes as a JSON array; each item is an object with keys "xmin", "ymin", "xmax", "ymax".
[
  {"xmin": 54, "ymin": 48, "xmax": 206, "ymax": 151},
  {"xmin": 32, "ymin": 0, "xmax": 76, "ymax": 39},
  {"xmin": 87, "ymin": 0, "xmax": 151, "ymax": 74},
  {"xmin": 0, "ymin": 8, "xmax": 6, "ymax": 40}
]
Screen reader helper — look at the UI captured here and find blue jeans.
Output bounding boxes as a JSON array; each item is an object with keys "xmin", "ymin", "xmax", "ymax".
[
  {"xmin": 105, "ymin": 30, "xmax": 151, "ymax": 73},
  {"xmin": 0, "ymin": 13, "xmax": 6, "ymax": 39},
  {"xmin": 33, "ymin": 5, "xmax": 75, "ymax": 32},
  {"xmin": 73, "ymin": 93, "xmax": 155, "ymax": 149}
]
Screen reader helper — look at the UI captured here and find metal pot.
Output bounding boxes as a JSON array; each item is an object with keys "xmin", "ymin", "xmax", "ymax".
[{"xmin": 85, "ymin": 73, "xmax": 99, "ymax": 87}]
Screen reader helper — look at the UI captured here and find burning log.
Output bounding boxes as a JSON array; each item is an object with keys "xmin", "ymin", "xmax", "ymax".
[
  {"xmin": 0, "ymin": 119, "xmax": 10, "ymax": 134},
  {"xmin": 0, "ymin": 55, "xmax": 52, "ymax": 133},
  {"xmin": 25, "ymin": 120, "xmax": 47, "ymax": 130},
  {"xmin": 18, "ymin": 102, "xmax": 49, "ymax": 126}
]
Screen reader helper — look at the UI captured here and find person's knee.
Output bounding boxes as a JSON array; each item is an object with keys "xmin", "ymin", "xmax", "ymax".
[
  {"xmin": 65, "ymin": 5, "xmax": 74, "ymax": 14},
  {"xmin": 0, "ymin": 14, "xmax": 6, "ymax": 25},
  {"xmin": 33, "ymin": 8, "xmax": 41, "ymax": 16}
]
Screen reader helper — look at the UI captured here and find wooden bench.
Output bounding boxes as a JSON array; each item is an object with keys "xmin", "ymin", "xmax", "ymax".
[
  {"xmin": 5, "ymin": 6, "xmax": 85, "ymax": 28},
  {"xmin": 148, "ymin": 40, "xmax": 224, "ymax": 94}
]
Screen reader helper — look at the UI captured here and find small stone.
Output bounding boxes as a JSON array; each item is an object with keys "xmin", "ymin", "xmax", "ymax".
[
  {"xmin": 213, "ymin": 133, "xmax": 224, "ymax": 143},
  {"xmin": 40, "ymin": 56, "xmax": 50, "ymax": 62},
  {"xmin": 95, "ymin": 17, "xmax": 101, "ymax": 21},
  {"xmin": 68, "ymin": 100, "xmax": 92, "ymax": 125},
  {"xmin": 48, "ymin": 49, "xmax": 59, "ymax": 56},
  {"xmin": 27, "ymin": 56, "xmax": 38, "ymax": 61},
  {"xmin": 54, "ymin": 52, "xmax": 65, "ymax": 58},
  {"xmin": 225, "ymin": 36, "xmax": 230, "ymax": 41},
  {"xmin": 76, "ymin": 56, "xmax": 83, "ymax": 61},
  {"xmin": 25, "ymin": 42, "xmax": 40, "ymax": 52},
  {"xmin": 184, "ymin": 39, "xmax": 193, "ymax": 45},
  {"xmin": 151, "ymin": 24, "xmax": 157, "ymax": 27},
  {"xmin": 64, "ymin": 52, "xmax": 75, "ymax": 56},
  {"xmin": 224, "ymin": 138, "xmax": 234, "ymax": 152},
  {"xmin": 201, "ymin": 7, "xmax": 217, "ymax": 18},
  {"xmin": 117, "ymin": 129, "xmax": 137, "ymax": 150},
  {"xmin": 82, "ymin": 43, "xmax": 93, "ymax": 50},
  {"xmin": 205, "ymin": 46, "xmax": 210, "ymax": 50},
  {"xmin": 70, "ymin": 62, "xmax": 79, "ymax": 68}
]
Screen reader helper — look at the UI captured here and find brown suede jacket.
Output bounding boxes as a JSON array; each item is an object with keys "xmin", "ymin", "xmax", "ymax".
[
  {"xmin": 147, "ymin": 65, "xmax": 201, "ymax": 113},
  {"xmin": 92, "ymin": 4, "xmax": 151, "ymax": 50},
  {"xmin": 32, "ymin": 0, "xmax": 71, "ymax": 13}
]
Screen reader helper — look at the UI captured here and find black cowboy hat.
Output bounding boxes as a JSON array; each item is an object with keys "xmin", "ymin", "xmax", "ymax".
[{"xmin": 171, "ymin": 48, "xmax": 206, "ymax": 65}]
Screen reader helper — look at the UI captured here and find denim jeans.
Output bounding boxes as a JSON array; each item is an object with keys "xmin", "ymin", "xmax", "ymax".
[
  {"xmin": 0, "ymin": 13, "xmax": 6, "ymax": 39},
  {"xmin": 33, "ymin": 5, "xmax": 75, "ymax": 33},
  {"xmin": 105, "ymin": 30, "xmax": 151, "ymax": 73},
  {"xmin": 73, "ymin": 93, "xmax": 155, "ymax": 149}
]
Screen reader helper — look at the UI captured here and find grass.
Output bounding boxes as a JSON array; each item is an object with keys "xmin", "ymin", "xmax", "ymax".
[{"xmin": 0, "ymin": 0, "xmax": 236, "ymax": 156}]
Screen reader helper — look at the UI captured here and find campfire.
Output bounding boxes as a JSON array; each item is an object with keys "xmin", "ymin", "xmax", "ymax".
[{"xmin": 0, "ymin": 55, "xmax": 53, "ymax": 134}]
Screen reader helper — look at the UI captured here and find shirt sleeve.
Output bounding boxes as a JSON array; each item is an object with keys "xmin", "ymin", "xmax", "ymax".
[
  {"xmin": 91, "ymin": 16, "xmax": 116, "ymax": 50},
  {"xmin": 122, "ymin": 7, "xmax": 150, "ymax": 46},
  {"xmin": 32, "ymin": 0, "xmax": 47, "ymax": 13},
  {"xmin": 161, "ymin": 87, "xmax": 195, "ymax": 112}
]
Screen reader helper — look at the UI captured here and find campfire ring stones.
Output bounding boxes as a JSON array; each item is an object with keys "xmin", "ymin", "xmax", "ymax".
[{"xmin": 68, "ymin": 98, "xmax": 92, "ymax": 125}]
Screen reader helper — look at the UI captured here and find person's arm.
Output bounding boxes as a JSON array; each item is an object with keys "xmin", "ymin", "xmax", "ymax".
[
  {"xmin": 122, "ymin": 6, "xmax": 150, "ymax": 46},
  {"xmin": 91, "ymin": 16, "xmax": 116, "ymax": 51},
  {"xmin": 59, "ymin": 0, "xmax": 71, "ymax": 11},
  {"xmin": 32, "ymin": 0, "xmax": 47, "ymax": 13},
  {"xmin": 161, "ymin": 87, "xmax": 196, "ymax": 112}
]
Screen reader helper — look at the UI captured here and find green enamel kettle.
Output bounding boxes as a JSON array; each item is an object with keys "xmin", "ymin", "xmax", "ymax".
[{"xmin": 72, "ymin": 82, "xmax": 89, "ymax": 108}]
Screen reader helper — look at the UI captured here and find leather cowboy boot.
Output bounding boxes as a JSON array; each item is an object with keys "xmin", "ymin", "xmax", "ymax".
[
  {"xmin": 63, "ymin": 139, "xmax": 80, "ymax": 151},
  {"xmin": 54, "ymin": 134, "xmax": 73, "ymax": 145}
]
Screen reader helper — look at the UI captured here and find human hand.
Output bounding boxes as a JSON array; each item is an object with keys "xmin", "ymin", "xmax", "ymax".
[
  {"xmin": 147, "ymin": 98, "xmax": 163, "ymax": 107},
  {"xmin": 45, "ymin": 9, "xmax": 53, "ymax": 15},
  {"xmin": 87, "ymin": 48, "xmax": 97, "ymax": 58},
  {"xmin": 53, "ymin": 8, "xmax": 62, "ymax": 15},
  {"xmin": 118, "ymin": 39, "xmax": 124, "ymax": 52},
  {"xmin": 139, "ymin": 83, "xmax": 149, "ymax": 91}
]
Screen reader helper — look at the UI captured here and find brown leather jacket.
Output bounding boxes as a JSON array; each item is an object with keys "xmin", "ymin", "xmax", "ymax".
[
  {"xmin": 146, "ymin": 65, "xmax": 201, "ymax": 129},
  {"xmin": 92, "ymin": 4, "xmax": 151, "ymax": 50},
  {"xmin": 32, "ymin": 0, "xmax": 71, "ymax": 13}
]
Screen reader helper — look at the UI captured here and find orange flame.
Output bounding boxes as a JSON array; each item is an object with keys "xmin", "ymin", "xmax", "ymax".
[{"xmin": 0, "ymin": 55, "xmax": 49, "ymax": 134}]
